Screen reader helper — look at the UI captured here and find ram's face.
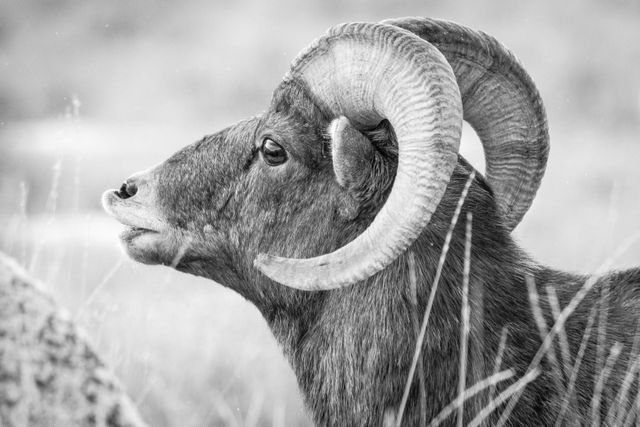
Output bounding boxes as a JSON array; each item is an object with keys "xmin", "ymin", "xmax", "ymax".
[
  {"xmin": 101, "ymin": 119, "xmax": 255, "ymax": 268},
  {"xmin": 102, "ymin": 83, "xmax": 354, "ymax": 287}
]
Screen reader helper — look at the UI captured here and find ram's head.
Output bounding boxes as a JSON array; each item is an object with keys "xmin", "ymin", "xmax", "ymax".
[{"xmin": 102, "ymin": 20, "xmax": 548, "ymax": 294}]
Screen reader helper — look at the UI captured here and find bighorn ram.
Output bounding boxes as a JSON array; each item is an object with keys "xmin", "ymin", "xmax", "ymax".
[{"xmin": 102, "ymin": 18, "xmax": 640, "ymax": 426}]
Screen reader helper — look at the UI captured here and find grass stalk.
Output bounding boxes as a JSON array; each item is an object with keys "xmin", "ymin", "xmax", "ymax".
[
  {"xmin": 3, "ymin": 181, "xmax": 29, "ymax": 259},
  {"xmin": 554, "ymin": 305, "xmax": 598, "ymax": 427},
  {"xmin": 621, "ymin": 385, "xmax": 640, "ymax": 427},
  {"xmin": 74, "ymin": 257, "xmax": 124, "ymax": 321},
  {"xmin": 469, "ymin": 368, "xmax": 540, "ymax": 427},
  {"xmin": 488, "ymin": 327, "xmax": 509, "ymax": 402},
  {"xmin": 608, "ymin": 356, "xmax": 640, "ymax": 425},
  {"xmin": 429, "ymin": 369, "xmax": 514, "ymax": 426},
  {"xmin": 19, "ymin": 181, "xmax": 29, "ymax": 264},
  {"xmin": 244, "ymin": 391, "xmax": 265, "ymax": 427},
  {"xmin": 545, "ymin": 286, "xmax": 572, "ymax": 377},
  {"xmin": 456, "ymin": 212, "xmax": 473, "ymax": 427},
  {"xmin": 29, "ymin": 160, "xmax": 62, "ymax": 274},
  {"xmin": 594, "ymin": 278, "xmax": 611, "ymax": 421},
  {"xmin": 408, "ymin": 251, "xmax": 427, "ymax": 427},
  {"xmin": 497, "ymin": 232, "xmax": 640, "ymax": 425},
  {"xmin": 395, "ymin": 171, "xmax": 476, "ymax": 427},
  {"xmin": 590, "ymin": 342, "xmax": 623, "ymax": 426},
  {"xmin": 526, "ymin": 275, "xmax": 565, "ymax": 394},
  {"xmin": 606, "ymin": 321, "xmax": 640, "ymax": 425}
]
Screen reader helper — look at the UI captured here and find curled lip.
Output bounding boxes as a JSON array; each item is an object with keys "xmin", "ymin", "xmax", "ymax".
[
  {"xmin": 120, "ymin": 226, "xmax": 157, "ymax": 243},
  {"xmin": 101, "ymin": 189, "xmax": 165, "ymax": 233}
]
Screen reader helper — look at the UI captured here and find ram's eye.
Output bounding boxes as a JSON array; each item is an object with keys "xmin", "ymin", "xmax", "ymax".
[{"xmin": 260, "ymin": 138, "xmax": 287, "ymax": 166}]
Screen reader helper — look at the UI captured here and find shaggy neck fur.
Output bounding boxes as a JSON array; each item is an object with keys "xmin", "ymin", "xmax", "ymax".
[
  {"xmin": 256, "ymin": 166, "xmax": 538, "ymax": 426},
  {"xmin": 245, "ymin": 164, "xmax": 638, "ymax": 426}
]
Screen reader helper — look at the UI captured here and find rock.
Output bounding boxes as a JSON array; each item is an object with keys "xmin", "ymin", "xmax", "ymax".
[{"xmin": 0, "ymin": 252, "xmax": 146, "ymax": 427}]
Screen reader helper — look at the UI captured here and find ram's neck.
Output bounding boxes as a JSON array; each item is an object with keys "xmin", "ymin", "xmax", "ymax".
[{"xmin": 259, "ymin": 174, "xmax": 549, "ymax": 425}]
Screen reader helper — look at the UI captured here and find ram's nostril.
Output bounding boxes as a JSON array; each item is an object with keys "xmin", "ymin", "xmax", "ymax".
[
  {"xmin": 116, "ymin": 181, "xmax": 138, "ymax": 199},
  {"xmin": 126, "ymin": 181, "xmax": 138, "ymax": 197}
]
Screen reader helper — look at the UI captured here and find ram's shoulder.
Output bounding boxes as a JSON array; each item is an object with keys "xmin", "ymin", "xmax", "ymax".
[
  {"xmin": 606, "ymin": 267, "xmax": 640, "ymax": 287},
  {"xmin": 605, "ymin": 267, "xmax": 640, "ymax": 309}
]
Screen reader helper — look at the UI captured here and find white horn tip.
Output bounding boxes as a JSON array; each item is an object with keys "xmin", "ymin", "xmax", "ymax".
[
  {"xmin": 254, "ymin": 253, "xmax": 299, "ymax": 288},
  {"xmin": 254, "ymin": 252, "xmax": 346, "ymax": 291}
]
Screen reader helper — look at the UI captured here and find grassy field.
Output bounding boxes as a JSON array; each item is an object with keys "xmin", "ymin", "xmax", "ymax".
[{"xmin": 1, "ymin": 0, "xmax": 640, "ymax": 425}]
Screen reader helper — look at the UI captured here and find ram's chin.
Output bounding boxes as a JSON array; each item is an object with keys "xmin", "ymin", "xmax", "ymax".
[{"xmin": 119, "ymin": 227, "xmax": 176, "ymax": 265}]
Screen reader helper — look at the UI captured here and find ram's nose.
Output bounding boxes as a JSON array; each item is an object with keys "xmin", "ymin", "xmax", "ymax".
[
  {"xmin": 103, "ymin": 166, "xmax": 165, "ymax": 232},
  {"xmin": 116, "ymin": 180, "xmax": 137, "ymax": 199},
  {"xmin": 114, "ymin": 170, "xmax": 149, "ymax": 200}
]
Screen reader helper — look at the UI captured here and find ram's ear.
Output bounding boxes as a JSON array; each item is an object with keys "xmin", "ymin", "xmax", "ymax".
[{"xmin": 330, "ymin": 116, "xmax": 374, "ymax": 191}]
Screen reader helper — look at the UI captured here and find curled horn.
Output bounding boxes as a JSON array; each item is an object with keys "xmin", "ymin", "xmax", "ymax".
[
  {"xmin": 384, "ymin": 17, "xmax": 550, "ymax": 230},
  {"xmin": 254, "ymin": 22, "xmax": 464, "ymax": 290}
]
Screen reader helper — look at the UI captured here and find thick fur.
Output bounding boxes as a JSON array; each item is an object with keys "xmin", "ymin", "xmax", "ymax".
[{"xmin": 119, "ymin": 76, "xmax": 640, "ymax": 426}]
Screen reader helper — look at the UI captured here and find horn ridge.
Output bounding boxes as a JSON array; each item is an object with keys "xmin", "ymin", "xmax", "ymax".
[{"xmin": 384, "ymin": 17, "xmax": 549, "ymax": 230}]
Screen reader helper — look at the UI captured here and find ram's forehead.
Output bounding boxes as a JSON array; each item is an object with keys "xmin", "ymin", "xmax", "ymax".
[
  {"xmin": 226, "ymin": 116, "xmax": 261, "ymax": 149},
  {"xmin": 270, "ymin": 78, "xmax": 332, "ymax": 124},
  {"xmin": 262, "ymin": 78, "xmax": 332, "ymax": 165}
]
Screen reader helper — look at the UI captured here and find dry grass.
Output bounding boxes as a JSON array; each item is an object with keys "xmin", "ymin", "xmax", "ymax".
[
  {"xmin": 555, "ymin": 305, "xmax": 597, "ymax": 426},
  {"xmin": 398, "ymin": 184, "xmax": 640, "ymax": 426},
  {"xmin": 395, "ymin": 171, "xmax": 476, "ymax": 427},
  {"xmin": 456, "ymin": 212, "xmax": 473, "ymax": 427}
]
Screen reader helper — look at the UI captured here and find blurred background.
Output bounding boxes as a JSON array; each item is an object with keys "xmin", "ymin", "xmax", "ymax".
[{"xmin": 1, "ymin": 0, "xmax": 639, "ymax": 425}]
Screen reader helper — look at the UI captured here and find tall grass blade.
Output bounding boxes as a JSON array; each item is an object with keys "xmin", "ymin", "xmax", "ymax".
[
  {"xmin": 395, "ymin": 171, "xmax": 476, "ymax": 427},
  {"xmin": 546, "ymin": 285, "xmax": 572, "ymax": 377},
  {"xmin": 554, "ymin": 305, "xmax": 598, "ymax": 427},
  {"xmin": 471, "ymin": 368, "xmax": 540, "ymax": 427},
  {"xmin": 606, "ymin": 321, "xmax": 640, "ymax": 425},
  {"xmin": 594, "ymin": 278, "xmax": 611, "ymax": 416},
  {"xmin": 74, "ymin": 257, "xmax": 124, "ymax": 321},
  {"xmin": 407, "ymin": 251, "xmax": 427, "ymax": 427},
  {"xmin": 497, "ymin": 232, "xmax": 640, "ymax": 425},
  {"xmin": 590, "ymin": 342, "xmax": 623, "ymax": 425},
  {"xmin": 621, "ymin": 384, "xmax": 640, "ymax": 427},
  {"xmin": 28, "ymin": 160, "xmax": 62, "ymax": 274},
  {"xmin": 3, "ymin": 181, "xmax": 29, "ymax": 259},
  {"xmin": 526, "ymin": 275, "xmax": 565, "ymax": 394},
  {"xmin": 245, "ymin": 391, "xmax": 265, "ymax": 427},
  {"xmin": 488, "ymin": 327, "xmax": 509, "ymax": 402},
  {"xmin": 608, "ymin": 356, "xmax": 640, "ymax": 426},
  {"xmin": 272, "ymin": 403, "xmax": 286, "ymax": 427},
  {"xmin": 456, "ymin": 212, "xmax": 473, "ymax": 427},
  {"xmin": 429, "ymin": 369, "xmax": 514, "ymax": 426}
]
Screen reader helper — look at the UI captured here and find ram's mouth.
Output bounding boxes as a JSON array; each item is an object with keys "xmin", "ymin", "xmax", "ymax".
[
  {"xmin": 120, "ymin": 226, "xmax": 158, "ymax": 243},
  {"xmin": 102, "ymin": 190, "xmax": 161, "ymax": 230},
  {"xmin": 101, "ymin": 189, "xmax": 171, "ymax": 264}
]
